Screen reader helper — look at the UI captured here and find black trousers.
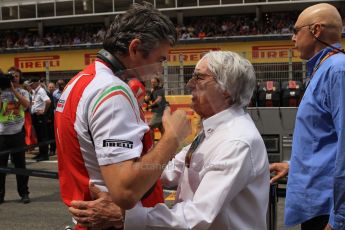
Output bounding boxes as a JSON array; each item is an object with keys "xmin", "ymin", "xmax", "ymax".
[
  {"xmin": 32, "ymin": 114, "xmax": 49, "ymax": 158},
  {"xmin": 47, "ymin": 119, "xmax": 56, "ymax": 154},
  {"xmin": 0, "ymin": 131, "xmax": 29, "ymax": 198},
  {"xmin": 301, "ymin": 215, "xmax": 329, "ymax": 230}
]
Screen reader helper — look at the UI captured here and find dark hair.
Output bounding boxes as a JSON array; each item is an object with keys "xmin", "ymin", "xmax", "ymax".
[
  {"xmin": 8, "ymin": 66, "xmax": 22, "ymax": 78},
  {"xmin": 152, "ymin": 77, "xmax": 160, "ymax": 84},
  {"xmin": 103, "ymin": 2, "xmax": 177, "ymax": 58},
  {"xmin": 7, "ymin": 66, "xmax": 25, "ymax": 84}
]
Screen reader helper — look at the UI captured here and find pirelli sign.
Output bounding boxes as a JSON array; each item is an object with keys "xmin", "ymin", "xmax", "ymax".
[
  {"xmin": 168, "ymin": 48, "xmax": 220, "ymax": 64},
  {"xmin": 2, "ymin": 38, "xmax": 343, "ymax": 72},
  {"xmin": 251, "ymin": 45, "xmax": 299, "ymax": 59},
  {"xmin": 14, "ymin": 55, "xmax": 60, "ymax": 70}
]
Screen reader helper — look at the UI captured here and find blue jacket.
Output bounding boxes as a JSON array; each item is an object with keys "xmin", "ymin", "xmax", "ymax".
[{"xmin": 285, "ymin": 43, "xmax": 345, "ymax": 229}]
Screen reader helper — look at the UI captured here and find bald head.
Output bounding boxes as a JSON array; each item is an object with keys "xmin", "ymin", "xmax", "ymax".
[{"xmin": 298, "ymin": 3, "xmax": 342, "ymax": 42}]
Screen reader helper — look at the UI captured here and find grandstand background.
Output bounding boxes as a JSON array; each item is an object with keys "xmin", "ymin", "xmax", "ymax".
[
  {"xmin": 0, "ymin": 0, "xmax": 344, "ymax": 95},
  {"xmin": 0, "ymin": 3, "xmax": 344, "ymax": 228}
]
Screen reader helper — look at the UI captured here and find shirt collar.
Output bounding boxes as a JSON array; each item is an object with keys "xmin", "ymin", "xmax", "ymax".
[
  {"xmin": 33, "ymin": 85, "xmax": 41, "ymax": 94},
  {"xmin": 201, "ymin": 107, "xmax": 245, "ymax": 138},
  {"xmin": 306, "ymin": 43, "xmax": 342, "ymax": 77}
]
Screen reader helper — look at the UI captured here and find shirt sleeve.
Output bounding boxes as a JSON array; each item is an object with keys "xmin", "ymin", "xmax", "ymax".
[
  {"xmin": 329, "ymin": 69, "xmax": 345, "ymax": 229},
  {"xmin": 39, "ymin": 88, "xmax": 50, "ymax": 102},
  {"xmin": 124, "ymin": 140, "xmax": 254, "ymax": 230},
  {"xmin": 88, "ymin": 86, "xmax": 148, "ymax": 166},
  {"xmin": 20, "ymin": 89, "xmax": 30, "ymax": 101},
  {"xmin": 161, "ymin": 145, "xmax": 190, "ymax": 188}
]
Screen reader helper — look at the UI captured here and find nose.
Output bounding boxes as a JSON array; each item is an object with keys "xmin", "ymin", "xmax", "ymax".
[{"xmin": 291, "ymin": 34, "xmax": 296, "ymax": 43}]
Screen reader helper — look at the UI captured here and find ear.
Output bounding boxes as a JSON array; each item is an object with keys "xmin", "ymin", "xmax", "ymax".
[
  {"xmin": 128, "ymin": 38, "xmax": 141, "ymax": 59},
  {"xmin": 311, "ymin": 24, "xmax": 322, "ymax": 37},
  {"xmin": 223, "ymin": 90, "xmax": 230, "ymax": 98},
  {"xmin": 223, "ymin": 90, "xmax": 233, "ymax": 105}
]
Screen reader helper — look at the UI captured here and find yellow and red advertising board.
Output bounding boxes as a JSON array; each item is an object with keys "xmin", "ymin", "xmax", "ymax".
[{"xmin": 1, "ymin": 39, "xmax": 344, "ymax": 73}]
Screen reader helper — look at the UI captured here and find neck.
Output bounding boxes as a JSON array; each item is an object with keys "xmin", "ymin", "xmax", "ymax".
[
  {"xmin": 202, "ymin": 105, "xmax": 231, "ymax": 119},
  {"xmin": 315, "ymin": 37, "xmax": 342, "ymax": 53},
  {"xmin": 115, "ymin": 54, "xmax": 131, "ymax": 69},
  {"xmin": 314, "ymin": 42, "xmax": 328, "ymax": 55}
]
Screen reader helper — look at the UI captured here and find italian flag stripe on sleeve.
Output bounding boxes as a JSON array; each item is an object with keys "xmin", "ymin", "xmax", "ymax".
[{"xmin": 91, "ymin": 85, "xmax": 139, "ymax": 121}]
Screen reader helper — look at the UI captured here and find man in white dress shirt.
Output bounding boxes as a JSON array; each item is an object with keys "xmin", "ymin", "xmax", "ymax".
[
  {"xmin": 70, "ymin": 51, "xmax": 270, "ymax": 229},
  {"xmin": 29, "ymin": 78, "xmax": 51, "ymax": 161}
]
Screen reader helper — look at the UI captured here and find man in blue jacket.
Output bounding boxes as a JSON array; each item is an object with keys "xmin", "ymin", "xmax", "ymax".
[{"xmin": 270, "ymin": 3, "xmax": 345, "ymax": 230}]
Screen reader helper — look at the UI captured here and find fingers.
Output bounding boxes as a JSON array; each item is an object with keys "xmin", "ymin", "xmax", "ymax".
[
  {"xmin": 269, "ymin": 164, "xmax": 274, "ymax": 171},
  {"xmin": 70, "ymin": 206, "xmax": 124, "ymax": 229},
  {"xmin": 269, "ymin": 163, "xmax": 278, "ymax": 172},
  {"xmin": 69, "ymin": 206, "xmax": 89, "ymax": 218},
  {"xmin": 269, "ymin": 162, "xmax": 289, "ymax": 183},
  {"xmin": 270, "ymin": 170, "xmax": 288, "ymax": 183},
  {"xmin": 89, "ymin": 183, "xmax": 104, "ymax": 199},
  {"xmin": 90, "ymin": 184, "xmax": 112, "ymax": 201},
  {"xmin": 162, "ymin": 107, "xmax": 191, "ymax": 149},
  {"xmin": 69, "ymin": 207, "xmax": 95, "ymax": 227},
  {"xmin": 269, "ymin": 162, "xmax": 289, "ymax": 174},
  {"xmin": 70, "ymin": 200, "xmax": 89, "ymax": 209},
  {"xmin": 73, "ymin": 216, "xmax": 94, "ymax": 228},
  {"xmin": 270, "ymin": 175, "xmax": 280, "ymax": 184}
]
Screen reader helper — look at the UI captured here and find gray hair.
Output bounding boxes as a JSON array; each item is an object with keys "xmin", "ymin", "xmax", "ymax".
[
  {"xmin": 103, "ymin": 2, "xmax": 177, "ymax": 58},
  {"xmin": 200, "ymin": 51, "xmax": 256, "ymax": 108}
]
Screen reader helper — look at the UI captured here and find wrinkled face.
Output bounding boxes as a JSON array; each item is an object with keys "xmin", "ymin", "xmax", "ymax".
[
  {"xmin": 292, "ymin": 16, "xmax": 316, "ymax": 60},
  {"xmin": 48, "ymin": 83, "xmax": 55, "ymax": 93},
  {"xmin": 186, "ymin": 58, "xmax": 228, "ymax": 119}
]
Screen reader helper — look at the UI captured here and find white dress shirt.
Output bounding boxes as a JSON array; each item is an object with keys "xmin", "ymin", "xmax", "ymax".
[
  {"xmin": 31, "ymin": 86, "xmax": 50, "ymax": 114},
  {"xmin": 124, "ymin": 107, "xmax": 270, "ymax": 230}
]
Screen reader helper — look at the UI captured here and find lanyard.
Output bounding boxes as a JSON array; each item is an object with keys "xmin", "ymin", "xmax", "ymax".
[
  {"xmin": 310, "ymin": 49, "xmax": 342, "ymax": 79},
  {"xmin": 305, "ymin": 49, "xmax": 343, "ymax": 89}
]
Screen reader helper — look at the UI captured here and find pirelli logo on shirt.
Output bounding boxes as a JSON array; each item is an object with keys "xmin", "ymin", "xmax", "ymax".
[{"xmin": 103, "ymin": 139, "xmax": 133, "ymax": 149}]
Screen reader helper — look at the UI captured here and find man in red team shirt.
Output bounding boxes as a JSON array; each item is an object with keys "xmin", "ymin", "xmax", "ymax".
[{"xmin": 55, "ymin": 3, "xmax": 190, "ymax": 229}]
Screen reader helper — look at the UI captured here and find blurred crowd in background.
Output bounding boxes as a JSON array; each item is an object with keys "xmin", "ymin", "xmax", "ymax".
[{"xmin": 1, "ymin": 12, "xmax": 345, "ymax": 49}]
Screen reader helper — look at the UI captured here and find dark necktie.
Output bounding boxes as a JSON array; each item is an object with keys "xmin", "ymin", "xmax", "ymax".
[{"xmin": 185, "ymin": 131, "xmax": 205, "ymax": 168}]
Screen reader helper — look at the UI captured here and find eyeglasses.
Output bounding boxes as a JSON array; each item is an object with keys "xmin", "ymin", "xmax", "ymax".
[
  {"xmin": 292, "ymin": 23, "xmax": 326, "ymax": 35},
  {"xmin": 292, "ymin": 23, "xmax": 314, "ymax": 35},
  {"xmin": 190, "ymin": 72, "xmax": 216, "ymax": 83}
]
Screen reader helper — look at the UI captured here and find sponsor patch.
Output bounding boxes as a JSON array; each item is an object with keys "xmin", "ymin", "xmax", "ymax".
[
  {"xmin": 103, "ymin": 139, "xmax": 133, "ymax": 149},
  {"xmin": 55, "ymin": 99, "xmax": 65, "ymax": 112}
]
